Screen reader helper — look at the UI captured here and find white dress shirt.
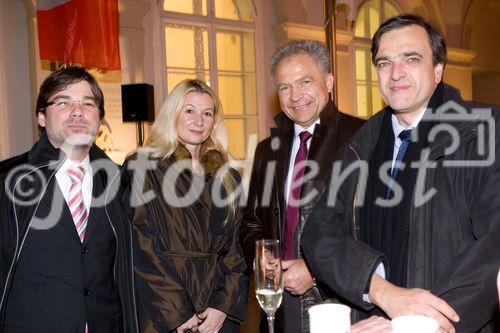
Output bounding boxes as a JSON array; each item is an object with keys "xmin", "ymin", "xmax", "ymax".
[
  {"xmin": 390, "ymin": 109, "xmax": 426, "ymax": 171},
  {"xmin": 284, "ymin": 120, "xmax": 319, "ymax": 204},
  {"xmin": 364, "ymin": 108, "xmax": 427, "ymax": 303},
  {"xmin": 55, "ymin": 156, "xmax": 92, "ymax": 212}
]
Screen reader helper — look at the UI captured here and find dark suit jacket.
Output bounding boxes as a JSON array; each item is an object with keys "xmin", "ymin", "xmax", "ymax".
[{"xmin": 0, "ymin": 134, "xmax": 138, "ymax": 333}]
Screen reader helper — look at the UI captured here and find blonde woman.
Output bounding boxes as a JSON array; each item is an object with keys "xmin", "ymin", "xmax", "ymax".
[{"xmin": 122, "ymin": 79, "xmax": 247, "ymax": 333}]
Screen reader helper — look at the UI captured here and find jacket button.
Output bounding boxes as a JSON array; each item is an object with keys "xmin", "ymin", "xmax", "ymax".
[
  {"xmin": 83, "ymin": 289, "xmax": 90, "ymax": 297},
  {"xmin": 81, "ymin": 247, "xmax": 89, "ymax": 255},
  {"xmin": 274, "ymin": 208, "xmax": 279, "ymax": 216}
]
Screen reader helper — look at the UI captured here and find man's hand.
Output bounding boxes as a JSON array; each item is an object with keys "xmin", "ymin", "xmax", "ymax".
[
  {"xmin": 177, "ymin": 314, "xmax": 202, "ymax": 332},
  {"xmin": 351, "ymin": 316, "xmax": 392, "ymax": 333},
  {"xmin": 369, "ymin": 274, "xmax": 459, "ymax": 333},
  {"xmin": 282, "ymin": 259, "xmax": 314, "ymax": 295},
  {"xmin": 197, "ymin": 307, "xmax": 227, "ymax": 333}
]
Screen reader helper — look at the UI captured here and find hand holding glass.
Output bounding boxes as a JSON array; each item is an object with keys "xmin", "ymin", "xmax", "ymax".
[{"xmin": 254, "ymin": 239, "xmax": 283, "ymax": 333}]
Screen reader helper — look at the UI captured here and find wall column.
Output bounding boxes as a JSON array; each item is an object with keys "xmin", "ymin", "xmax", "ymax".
[
  {"xmin": 119, "ymin": 0, "xmax": 151, "ymax": 83},
  {"xmin": 443, "ymin": 47, "xmax": 476, "ymax": 100},
  {"xmin": 0, "ymin": 23, "xmax": 8, "ymax": 160}
]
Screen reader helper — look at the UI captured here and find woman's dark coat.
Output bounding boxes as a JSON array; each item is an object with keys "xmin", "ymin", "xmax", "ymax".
[{"xmin": 122, "ymin": 145, "xmax": 248, "ymax": 332}]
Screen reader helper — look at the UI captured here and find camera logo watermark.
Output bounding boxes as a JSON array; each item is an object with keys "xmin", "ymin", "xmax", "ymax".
[{"xmin": 2, "ymin": 103, "xmax": 495, "ymax": 230}]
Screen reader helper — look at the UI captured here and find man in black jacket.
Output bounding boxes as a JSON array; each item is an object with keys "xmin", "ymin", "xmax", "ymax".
[
  {"xmin": 240, "ymin": 40, "xmax": 364, "ymax": 332},
  {"xmin": 0, "ymin": 67, "xmax": 138, "ymax": 332},
  {"xmin": 302, "ymin": 15, "xmax": 500, "ymax": 333}
]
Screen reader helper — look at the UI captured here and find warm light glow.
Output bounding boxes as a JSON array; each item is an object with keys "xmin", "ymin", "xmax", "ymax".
[
  {"xmin": 164, "ymin": 0, "xmax": 207, "ymax": 16},
  {"xmin": 354, "ymin": 0, "xmax": 399, "ymax": 118},
  {"xmin": 217, "ymin": 32, "xmax": 243, "ymax": 71},
  {"xmin": 163, "ymin": 0, "xmax": 257, "ymax": 159},
  {"xmin": 214, "ymin": 0, "xmax": 254, "ymax": 22}
]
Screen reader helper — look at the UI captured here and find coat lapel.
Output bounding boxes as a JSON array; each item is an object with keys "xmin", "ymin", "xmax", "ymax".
[
  {"xmin": 32, "ymin": 178, "xmax": 82, "ymax": 242},
  {"xmin": 270, "ymin": 127, "xmax": 294, "ymax": 228},
  {"xmin": 83, "ymin": 168, "xmax": 107, "ymax": 243},
  {"xmin": 300, "ymin": 104, "xmax": 340, "ymax": 211}
]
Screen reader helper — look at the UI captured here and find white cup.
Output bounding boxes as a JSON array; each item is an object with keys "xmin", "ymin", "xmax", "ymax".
[
  {"xmin": 392, "ymin": 315, "xmax": 439, "ymax": 333},
  {"xmin": 308, "ymin": 303, "xmax": 351, "ymax": 333}
]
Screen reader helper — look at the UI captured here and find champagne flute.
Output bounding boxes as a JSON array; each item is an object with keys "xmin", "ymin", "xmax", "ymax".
[{"xmin": 254, "ymin": 239, "xmax": 283, "ymax": 333}]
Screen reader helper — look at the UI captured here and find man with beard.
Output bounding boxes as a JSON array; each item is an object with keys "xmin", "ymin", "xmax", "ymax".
[{"xmin": 0, "ymin": 67, "xmax": 137, "ymax": 332}]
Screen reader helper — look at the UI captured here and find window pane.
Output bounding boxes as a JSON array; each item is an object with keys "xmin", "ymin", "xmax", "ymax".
[
  {"xmin": 224, "ymin": 119, "xmax": 246, "ymax": 159},
  {"xmin": 244, "ymin": 75, "xmax": 257, "ymax": 115},
  {"xmin": 165, "ymin": 25, "xmax": 209, "ymax": 70},
  {"xmin": 166, "ymin": 69, "xmax": 210, "ymax": 93},
  {"xmin": 384, "ymin": 1, "xmax": 399, "ymax": 20},
  {"xmin": 357, "ymin": 84, "xmax": 368, "ymax": 118},
  {"xmin": 225, "ymin": 117, "xmax": 258, "ymax": 159},
  {"xmin": 368, "ymin": 3, "xmax": 380, "ymax": 38},
  {"xmin": 163, "ymin": 1, "xmax": 259, "ymax": 161},
  {"xmin": 355, "ymin": 1, "xmax": 397, "ymax": 119},
  {"xmin": 214, "ymin": 0, "xmax": 239, "ymax": 20},
  {"xmin": 219, "ymin": 74, "xmax": 244, "ymax": 115},
  {"xmin": 354, "ymin": 6, "xmax": 367, "ymax": 37},
  {"xmin": 355, "ymin": 49, "xmax": 367, "ymax": 81},
  {"xmin": 371, "ymin": 84, "xmax": 383, "ymax": 114},
  {"xmin": 245, "ymin": 117, "xmax": 258, "ymax": 158},
  {"xmin": 218, "ymin": 74, "xmax": 256, "ymax": 116},
  {"xmin": 216, "ymin": 31, "xmax": 242, "ymax": 71},
  {"xmin": 370, "ymin": 63, "xmax": 378, "ymax": 81},
  {"xmin": 215, "ymin": 0, "xmax": 254, "ymax": 22},
  {"xmin": 242, "ymin": 32, "xmax": 255, "ymax": 72},
  {"xmin": 164, "ymin": 0, "xmax": 207, "ymax": 16}
]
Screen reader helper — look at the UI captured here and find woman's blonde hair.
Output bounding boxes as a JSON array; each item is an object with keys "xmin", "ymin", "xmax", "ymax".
[
  {"xmin": 142, "ymin": 79, "xmax": 240, "ymax": 223},
  {"xmin": 144, "ymin": 79, "xmax": 227, "ymax": 157}
]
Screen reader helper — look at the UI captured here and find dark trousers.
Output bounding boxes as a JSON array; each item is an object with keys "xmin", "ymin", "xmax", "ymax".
[
  {"xmin": 140, "ymin": 317, "xmax": 240, "ymax": 333},
  {"xmin": 4, "ymin": 324, "xmax": 83, "ymax": 333}
]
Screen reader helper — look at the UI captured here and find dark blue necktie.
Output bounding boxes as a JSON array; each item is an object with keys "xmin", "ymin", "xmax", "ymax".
[{"xmin": 386, "ymin": 129, "xmax": 413, "ymax": 198}]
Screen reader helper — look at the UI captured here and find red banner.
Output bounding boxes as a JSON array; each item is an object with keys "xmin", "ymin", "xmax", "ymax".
[{"xmin": 37, "ymin": 0, "xmax": 121, "ymax": 71}]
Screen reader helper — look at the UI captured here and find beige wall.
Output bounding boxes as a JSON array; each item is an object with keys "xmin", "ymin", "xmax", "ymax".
[
  {"xmin": 443, "ymin": 48, "xmax": 477, "ymax": 101},
  {"xmin": 464, "ymin": 0, "xmax": 500, "ymax": 106},
  {"xmin": 473, "ymin": 73, "xmax": 500, "ymax": 106},
  {"xmin": 0, "ymin": 0, "xmax": 33, "ymax": 159}
]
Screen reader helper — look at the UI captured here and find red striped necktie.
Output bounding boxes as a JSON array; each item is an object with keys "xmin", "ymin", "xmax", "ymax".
[{"xmin": 67, "ymin": 166, "xmax": 88, "ymax": 242}]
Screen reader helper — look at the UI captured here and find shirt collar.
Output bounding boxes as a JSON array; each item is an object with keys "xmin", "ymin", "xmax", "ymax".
[
  {"xmin": 391, "ymin": 108, "xmax": 426, "ymax": 139},
  {"xmin": 293, "ymin": 118, "xmax": 320, "ymax": 138},
  {"xmin": 58, "ymin": 155, "xmax": 91, "ymax": 175}
]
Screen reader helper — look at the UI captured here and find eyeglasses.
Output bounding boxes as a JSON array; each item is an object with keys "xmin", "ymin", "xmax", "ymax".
[{"xmin": 46, "ymin": 97, "xmax": 99, "ymax": 112}]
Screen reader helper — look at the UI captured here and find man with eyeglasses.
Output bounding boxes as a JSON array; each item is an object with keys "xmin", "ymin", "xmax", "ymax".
[{"xmin": 0, "ymin": 67, "xmax": 138, "ymax": 332}]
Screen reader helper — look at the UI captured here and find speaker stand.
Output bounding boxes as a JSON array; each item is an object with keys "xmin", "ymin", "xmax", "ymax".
[{"xmin": 136, "ymin": 121, "xmax": 144, "ymax": 147}]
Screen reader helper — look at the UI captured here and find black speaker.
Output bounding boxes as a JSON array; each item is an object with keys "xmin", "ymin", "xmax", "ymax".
[{"xmin": 121, "ymin": 83, "xmax": 155, "ymax": 122}]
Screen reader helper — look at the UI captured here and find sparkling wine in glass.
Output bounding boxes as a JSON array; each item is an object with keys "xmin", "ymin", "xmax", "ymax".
[{"xmin": 254, "ymin": 239, "xmax": 283, "ymax": 333}]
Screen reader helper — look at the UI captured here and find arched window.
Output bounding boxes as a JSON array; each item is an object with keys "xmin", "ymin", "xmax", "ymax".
[
  {"xmin": 162, "ymin": 0, "xmax": 257, "ymax": 159},
  {"xmin": 354, "ymin": 0, "xmax": 400, "ymax": 118}
]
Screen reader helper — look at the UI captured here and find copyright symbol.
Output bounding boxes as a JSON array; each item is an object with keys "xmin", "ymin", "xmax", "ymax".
[{"xmin": 5, "ymin": 164, "xmax": 48, "ymax": 207}]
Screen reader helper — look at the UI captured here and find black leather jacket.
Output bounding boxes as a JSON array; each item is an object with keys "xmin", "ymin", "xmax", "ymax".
[
  {"xmin": 241, "ymin": 101, "xmax": 364, "ymax": 332},
  {"xmin": 0, "ymin": 134, "xmax": 138, "ymax": 332}
]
